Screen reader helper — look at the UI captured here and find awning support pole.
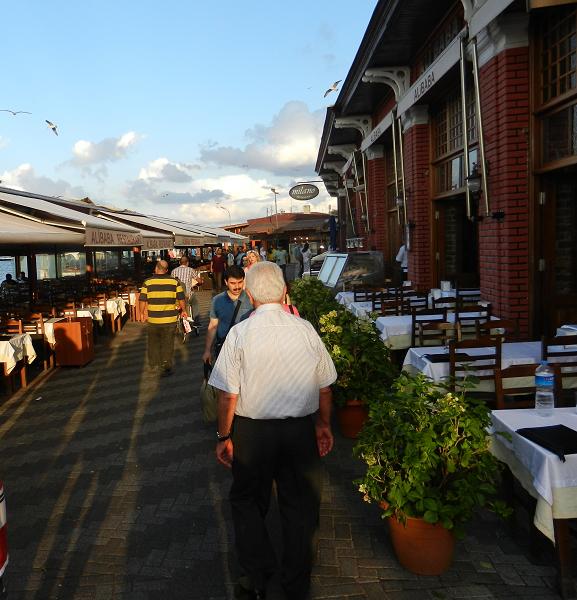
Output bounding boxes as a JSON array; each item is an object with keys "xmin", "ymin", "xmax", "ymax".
[{"xmin": 459, "ymin": 36, "xmax": 472, "ymax": 220}]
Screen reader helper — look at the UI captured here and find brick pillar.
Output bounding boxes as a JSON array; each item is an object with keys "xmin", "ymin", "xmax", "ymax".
[
  {"xmin": 403, "ymin": 106, "xmax": 432, "ymax": 292},
  {"xmin": 477, "ymin": 33, "xmax": 530, "ymax": 335},
  {"xmin": 365, "ymin": 146, "xmax": 386, "ymax": 253}
]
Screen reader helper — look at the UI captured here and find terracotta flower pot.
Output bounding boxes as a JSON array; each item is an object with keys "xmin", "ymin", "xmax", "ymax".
[
  {"xmin": 388, "ymin": 513, "xmax": 455, "ymax": 575},
  {"xmin": 336, "ymin": 400, "xmax": 368, "ymax": 438}
]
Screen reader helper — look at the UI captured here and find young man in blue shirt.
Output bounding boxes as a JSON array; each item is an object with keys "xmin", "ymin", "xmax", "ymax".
[{"xmin": 202, "ymin": 265, "xmax": 252, "ymax": 364}]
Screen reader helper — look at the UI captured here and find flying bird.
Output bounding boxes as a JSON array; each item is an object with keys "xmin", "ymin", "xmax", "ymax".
[
  {"xmin": 46, "ymin": 120, "xmax": 58, "ymax": 136},
  {"xmin": 323, "ymin": 80, "xmax": 342, "ymax": 97},
  {"xmin": 0, "ymin": 109, "xmax": 31, "ymax": 116}
]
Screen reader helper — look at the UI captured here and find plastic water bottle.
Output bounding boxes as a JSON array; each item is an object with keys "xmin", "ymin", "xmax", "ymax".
[{"xmin": 535, "ymin": 360, "xmax": 555, "ymax": 417}]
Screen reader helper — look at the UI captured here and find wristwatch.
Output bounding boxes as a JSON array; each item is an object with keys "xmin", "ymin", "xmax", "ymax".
[{"xmin": 217, "ymin": 431, "xmax": 231, "ymax": 443}]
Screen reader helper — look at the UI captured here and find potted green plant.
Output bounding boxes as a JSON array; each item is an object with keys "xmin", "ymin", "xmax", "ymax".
[
  {"xmin": 353, "ymin": 372, "xmax": 509, "ymax": 574},
  {"xmin": 319, "ymin": 308, "xmax": 397, "ymax": 438},
  {"xmin": 289, "ymin": 277, "xmax": 339, "ymax": 332}
]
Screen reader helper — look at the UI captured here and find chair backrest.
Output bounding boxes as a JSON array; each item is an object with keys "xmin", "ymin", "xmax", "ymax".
[
  {"xmin": 433, "ymin": 295, "xmax": 457, "ymax": 311},
  {"xmin": 455, "ymin": 304, "xmax": 491, "ymax": 339},
  {"xmin": 410, "ymin": 308, "xmax": 448, "ymax": 346},
  {"xmin": 372, "ymin": 296, "xmax": 405, "ymax": 316},
  {"xmin": 0, "ymin": 318, "xmax": 23, "ymax": 335},
  {"xmin": 402, "ymin": 290, "xmax": 428, "ymax": 312},
  {"xmin": 418, "ymin": 321, "xmax": 458, "ymax": 347},
  {"xmin": 449, "ymin": 336, "xmax": 502, "ymax": 393},
  {"xmin": 477, "ymin": 318, "xmax": 519, "ymax": 342},
  {"xmin": 456, "ymin": 288, "xmax": 481, "ymax": 305},
  {"xmin": 542, "ymin": 335, "xmax": 577, "ymax": 392},
  {"xmin": 353, "ymin": 287, "xmax": 380, "ymax": 302},
  {"xmin": 495, "ymin": 363, "xmax": 562, "ymax": 410}
]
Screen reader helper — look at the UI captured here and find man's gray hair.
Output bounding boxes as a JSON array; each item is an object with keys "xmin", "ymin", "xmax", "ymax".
[{"xmin": 245, "ymin": 261, "xmax": 285, "ymax": 304}]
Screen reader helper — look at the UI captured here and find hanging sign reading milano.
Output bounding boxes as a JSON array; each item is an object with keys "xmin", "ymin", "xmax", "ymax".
[{"xmin": 289, "ymin": 183, "xmax": 319, "ymax": 202}]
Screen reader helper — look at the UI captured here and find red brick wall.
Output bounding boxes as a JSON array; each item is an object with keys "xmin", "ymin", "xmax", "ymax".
[
  {"xmin": 478, "ymin": 46, "xmax": 530, "ymax": 335},
  {"xmin": 404, "ymin": 123, "xmax": 433, "ymax": 291},
  {"xmin": 366, "ymin": 156, "xmax": 387, "ymax": 252}
]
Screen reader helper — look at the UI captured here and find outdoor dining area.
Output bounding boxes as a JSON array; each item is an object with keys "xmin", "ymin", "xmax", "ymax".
[{"xmin": 334, "ymin": 278, "xmax": 577, "ymax": 597}]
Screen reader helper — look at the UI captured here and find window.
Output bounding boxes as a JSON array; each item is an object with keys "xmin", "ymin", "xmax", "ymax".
[
  {"xmin": 94, "ymin": 250, "xmax": 119, "ymax": 275},
  {"xmin": 432, "ymin": 90, "xmax": 478, "ymax": 194},
  {"xmin": 543, "ymin": 104, "xmax": 577, "ymax": 162},
  {"xmin": 57, "ymin": 252, "xmax": 86, "ymax": 277},
  {"xmin": 417, "ymin": 11, "xmax": 463, "ymax": 75},
  {"xmin": 36, "ymin": 254, "xmax": 57, "ymax": 280},
  {"xmin": 538, "ymin": 6, "xmax": 577, "ymax": 105}
]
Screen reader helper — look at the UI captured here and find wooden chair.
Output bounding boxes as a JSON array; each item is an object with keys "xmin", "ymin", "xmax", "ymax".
[
  {"xmin": 418, "ymin": 321, "xmax": 458, "ymax": 347},
  {"xmin": 455, "ymin": 304, "xmax": 491, "ymax": 340},
  {"xmin": 477, "ymin": 318, "xmax": 519, "ymax": 342},
  {"xmin": 449, "ymin": 336, "xmax": 502, "ymax": 401},
  {"xmin": 22, "ymin": 313, "xmax": 54, "ymax": 371},
  {"xmin": 542, "ymin": 335, "xmax": 577, "ymax": 406},
  {"xmin": 456, "ymin": 287, "xmax": 481, "ymax": 305},
  {"xmin": 402, "ymin": 290, "xmax": 428, "ymax": 313},
  {"xmin": 0, "ymin": 319, "xmax": 23, "ymax": 335},
  {"xmin": 495, "ymin": 363, "xmax": 562, "ymax": 410},
  {"xmin": 410, "ymin": 308, "xmax": 448, "ymax": 347},
  {"xmin": 432, "ymin": 295, "xmax": 457, "ymax": 312}
]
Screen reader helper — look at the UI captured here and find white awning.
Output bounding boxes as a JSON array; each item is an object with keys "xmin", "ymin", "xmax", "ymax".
[
  {"xmin": 149, "ymin": 216, "xmax": 248, "ymax": 243},
  {"xmin": 98, "ymin": 211, "xmax": 215, "ymax": 246},
  {"xmin": 0, "ymin": 211, "xmax": 85, "ymax": 245},
  {"xmin": 94, "ymin": 211, "xmax": 175, "ymax": 250},
  {"xmin": 0, "ymin": 191, "xmax": 142, "ymax": 247}
]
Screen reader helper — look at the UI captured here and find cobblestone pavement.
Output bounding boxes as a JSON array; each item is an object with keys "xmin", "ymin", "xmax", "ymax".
[{"xmin": 0, "ymin": 291, "xmax": 570, "ymax": 599}]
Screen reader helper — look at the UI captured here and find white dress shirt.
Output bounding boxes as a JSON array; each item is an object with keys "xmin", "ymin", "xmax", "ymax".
[{"xmin": 209, "ymin": 303, "xmax": 337, "ymax": 419}]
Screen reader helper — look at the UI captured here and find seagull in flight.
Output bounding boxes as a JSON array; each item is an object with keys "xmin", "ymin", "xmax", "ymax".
[
  {"xmin": 0, "ymin": 109, "xmax": 31, "ymax": 116},
  {"xmin": 46, "ymin": 120, "xmax": 58, "ymax": 136},
  {"xmin": 323, "ymin": 80, "xmax": 342, "ymax": 97}
]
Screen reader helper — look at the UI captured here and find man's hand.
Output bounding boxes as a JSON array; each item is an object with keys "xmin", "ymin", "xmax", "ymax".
[
  {"xmin": 202, "ymin": 350, "xmax": 212, "ymax": 364},
  {"xmin": 216, "ymin": 439, "xmax": 233, "ymax": 468},
  {"xmin": 315, "ymin": 423, "xmax": 333, "ymax": 457}
]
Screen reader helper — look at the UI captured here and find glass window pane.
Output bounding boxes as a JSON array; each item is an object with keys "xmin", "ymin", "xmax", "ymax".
[
  {"xmin": 36, "ymin": 254, "xmax": 57, "ymax": 280},
  {"xmin": 57, "ymin": 252, "xmax": 86, "ymax": 277}
]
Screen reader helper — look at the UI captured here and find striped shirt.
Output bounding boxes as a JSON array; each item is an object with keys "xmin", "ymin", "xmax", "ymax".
[
  {"xmin": 171, "ymin": 265, "xmax": 199, "ymax": 296},
  {"xmin": 140, "ymin": 274, "xmax": 185, "ymax": 325},
  {"xmin": 209, "ymin": 303, "xmax": 337, "ymax": 419}
]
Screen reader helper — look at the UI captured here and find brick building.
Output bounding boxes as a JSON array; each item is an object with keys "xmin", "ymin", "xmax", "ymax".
[{"xmin": 316, "ymin": 0, "xmax": 577, "ymax": 337}]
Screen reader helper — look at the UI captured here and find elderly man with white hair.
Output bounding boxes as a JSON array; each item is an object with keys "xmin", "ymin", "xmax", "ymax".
[{"xmin": 209, "ymin": 261, "xmax": 337, "ymax": 600}]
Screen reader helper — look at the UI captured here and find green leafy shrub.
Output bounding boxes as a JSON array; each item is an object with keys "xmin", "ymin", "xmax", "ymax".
[
  {"xmin": 353, "ymin": 372, "xmax": 509, "ymax": 537},
  {"xmin": 319, "ymin": 309, "xmax": 397, "ymax": 407},
  {"xmin": 289, "ymin": 277, "xmax": 339, "ymax": 331}
]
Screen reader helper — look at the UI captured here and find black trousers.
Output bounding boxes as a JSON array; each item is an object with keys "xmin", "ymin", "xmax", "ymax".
[
  {"xmin": 230, "ymin": 415, "xmax": 321, "ymax": 599},
  {"xmin": 146, "ymin": 322, "xmax": 176, "ymax": 369}
]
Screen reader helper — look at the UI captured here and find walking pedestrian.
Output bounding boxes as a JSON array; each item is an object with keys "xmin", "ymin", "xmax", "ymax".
[
  {"xmin": 139, "ymin": 260, "xmax": 187, "ymax": 378},
  {"xmin": 211, "ymin": 247, "xmax": 227, "ymax": 293},
  {"xmin": 274, "ymin": 245, "xmax": 289, "ymax": 281},
  {"xmin": 171, "ymin": 256, "xmax": 201, "ymax": 325},
  {"xmin": 202, "ymin": 265, "xmax": 253, "ymax": 364},
  {"xmin": 209, "ymin": 261, "xmax": 337, "ymax": 600}
]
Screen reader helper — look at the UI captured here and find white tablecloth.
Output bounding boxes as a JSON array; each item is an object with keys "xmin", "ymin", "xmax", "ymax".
[
  {"xmin": 105, "ymin": 298, "xmax": 127, "ymax": 319},
  {"xmin": 403, "ymin": 341, "xmax": 542, "ymax": 382},
  {"xmin": 77, "ymin": 307, "xmax": 104, "ymax": 325},
  {"xmin": 335, "ymin": 291, "xmax": 355, "ymax": 307},
  {"xmin": 43, "ymin": 317, "xmax": 66, "ymax": 345},
  {"xmin": 376, "ymin": 312, "xmax": 495, "ymax": 351},
  {"xmin": 0, "ymin": 333, "xmax": 37, "ymax": 374},
  {"xmin": 490, "ymin": 408, "xmax": 577, "ymax": 542},
  {"xmin": 129, "ymin": 291, "xmax": 138, "ymax": 306}
]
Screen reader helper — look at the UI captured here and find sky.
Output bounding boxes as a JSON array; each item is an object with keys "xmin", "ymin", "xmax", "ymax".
[{"xmin": 0, "ymin": 1, "xmax": 377, "ymax": 227}]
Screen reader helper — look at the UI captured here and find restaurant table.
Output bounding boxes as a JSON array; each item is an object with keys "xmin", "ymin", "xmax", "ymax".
[
  {"xmin": 335, "ymin": 291, "xmax": 355, "ymax": 307},
  {"xmin": 490, "ymin": 408, "xmax": 577, "ymax": 597},
  {"xmin": 0, "ymin": 333, "xmax": 37, "ymax": 374},
  {"xmin": 76, "ymin": 307, "xmax": 104, "ymax": 326},
  {"xmin": 106, "ymin": 298, "xmax": 127, "ymax": 319},
  {"xmin": 403, "ymin": 341, "xmax": 542, "ymax": 384},
  {"xmin": 43, "ymin": 317, "xmax": 66, "ymax": 346},
  {"xmin": 377, "ymin": 312, "xmax": 496, "ymax": 351}
]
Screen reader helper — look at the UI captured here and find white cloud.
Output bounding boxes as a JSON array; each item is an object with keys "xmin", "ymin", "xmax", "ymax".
[
  {"xmin": 0, "ymin": 163, "xmax": 86, "ymax": 198},
  {"xmin": 70, "ymin": 131, "xmax": 143, "ymax": 167},
  {"xmin": 199, "ymin": 101, "xmax": 324, "ymax": 175},
  {"xmin": 138, "ymin": 157, "xmax": 194, "ymax": 183}
]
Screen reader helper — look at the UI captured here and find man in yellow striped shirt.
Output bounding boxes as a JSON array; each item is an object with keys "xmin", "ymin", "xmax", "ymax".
[{"xmin": 139, "ymin": 260, "xmax": 187, "ymax": 377}]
